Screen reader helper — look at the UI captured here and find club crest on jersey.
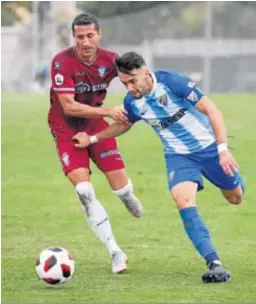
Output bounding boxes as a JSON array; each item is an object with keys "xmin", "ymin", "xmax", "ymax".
[
  {"xmin": 187, "ymin": 91, "xmax": 199, "ymax": 102},
  {"xmin": 158, "ymin": 94, "xmax": 168, "ymax": 106},
  {"xmin": 98, "ymin": 66, "xmax": 106, "ymax": 77}
]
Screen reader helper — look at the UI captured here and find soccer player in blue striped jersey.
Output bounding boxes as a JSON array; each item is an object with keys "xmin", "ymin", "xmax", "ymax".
[{"xmin": 72, "ymin": 52, "xmax": 245, "ymax": 283}]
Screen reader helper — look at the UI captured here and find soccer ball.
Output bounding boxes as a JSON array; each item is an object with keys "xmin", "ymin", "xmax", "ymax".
[{"xmin": 36, "ymin": 247, "xmax": 75, "ymax": 285}]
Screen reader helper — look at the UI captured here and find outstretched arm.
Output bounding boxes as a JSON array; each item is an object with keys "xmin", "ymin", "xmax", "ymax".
[
  {"xmin": 57, "ymin": 94, "xmax": 129, "ymax": 123},
  {"xmin": 72, "ymin": 122, "xmax": 132, "ymax": 148},
  {"xmin": 195, "ymin": 96, "xmax": 227, "ymax": 145}
]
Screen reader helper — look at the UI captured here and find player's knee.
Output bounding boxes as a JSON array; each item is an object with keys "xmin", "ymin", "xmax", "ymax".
[
  {"xmin": 76, "ymin": 182, "xmax": 96, "ymax": 208},
  {"xmin": 171, "ymin": 192, "xmax": 195, "ymax": 209},
  {"xmin": 226, "ymin": 193, "xmax": 243, "ymax": 205},
  {"xmin": 225, "ymin": 187, "xmax": 243, "ymax": 205}
]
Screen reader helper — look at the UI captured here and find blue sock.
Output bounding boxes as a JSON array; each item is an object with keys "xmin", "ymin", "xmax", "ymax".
[{"xmin": 179, "ymin": 206, "xmax": 220, "ymax": 265}]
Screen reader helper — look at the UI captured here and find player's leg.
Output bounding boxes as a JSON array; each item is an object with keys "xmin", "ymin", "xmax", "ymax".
[
  {"xmin": 221, "ymin": 173, "xmax": 244, "ymax": 205},
  {"xmin": 67, "ymin": 167, "xmax": 127, "ymax": 274},
  {"xmin": 166, "ymin": 154, "xmax": 230, "ymax": 283},
  {"xmin": 89, "ymin": 134, "xmax": 143, "ymax": 218},
  {"xmin": 198, "ymin": 148, "xmax": 247, "ymax": 281},
  {"xmin": 51, "ymin": 133, "xmax": 126, "ymax": 274},
  {"xmin": 105, "ymin": 169, "xmax": 143, "ymax": 218},
  {"xmin": 221, "ymin": 185, "xmax": 243, "ymax": 205},
  {"xmin": 201, "ymin": 153, "xmax": 245, "ymax": 205}
]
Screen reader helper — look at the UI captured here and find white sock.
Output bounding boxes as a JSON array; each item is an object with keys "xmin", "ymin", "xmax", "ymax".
[
  {"xmin": 76, "ymin": 182, "xmax": 121, "ymax": 256},
  {"xmin": 113, "ymin": 179, "xmax": 143, "ymax": 217},
  {"xmin": 113, "ymin": 179, "xmax": 134, "ymax": 200}
]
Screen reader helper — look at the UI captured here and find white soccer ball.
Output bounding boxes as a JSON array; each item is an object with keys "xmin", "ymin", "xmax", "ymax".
[{"xmin": 36, "ymin": 247, "xmax": 75, "ymax": 285}]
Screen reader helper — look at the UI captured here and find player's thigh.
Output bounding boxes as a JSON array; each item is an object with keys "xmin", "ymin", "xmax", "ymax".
[
  {"xmin": 201, "ymin": 155, "xmax": 244, "ymax": 193},
  {"xmin": 54, "ymin": 139, "xmax": 91, "ymax": 186},
  {"xmin": 89, "ymin": 139, "xmax": 127, "ymax": 190},
  {"xmin": 165, "ymin": 153, "xmax": 203, "ymax": 209},
  {"xmin": 89, "ymin": 137, "xmax": 125, "ymax": 182},
  {"xmin": 67, "ymin": 168, "xmax": 91, "ymax": 186},
  {"xmin": 104, "ymin": 169, "xmax": 128, "ymax": 190},
  {"xmin": 165, "ymin": 153, "xmax": 204, "ymax": 191}
]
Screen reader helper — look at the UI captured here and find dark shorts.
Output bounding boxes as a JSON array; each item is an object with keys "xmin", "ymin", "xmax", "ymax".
[
  {"xmin": 165, "ymin": 143, "xmax": 243, "ymax": 191},
  {"xmin": 49, "ymin": 118, "xmax": 125, "ymax": 175}
]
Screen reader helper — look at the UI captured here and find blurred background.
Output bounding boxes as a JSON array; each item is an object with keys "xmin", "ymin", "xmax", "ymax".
[{"xmin": 1, "ymin": 1, "xmax": 256, "ymax": 94}]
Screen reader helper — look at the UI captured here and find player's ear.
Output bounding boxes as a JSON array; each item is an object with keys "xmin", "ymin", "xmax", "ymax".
[
  {"xmin": 98, "ymin": 29, "xmax": 102, "ymax": 39},
  {"xmin": 143, "ymin": 67, "xmax": 151, "ymax": 77}
]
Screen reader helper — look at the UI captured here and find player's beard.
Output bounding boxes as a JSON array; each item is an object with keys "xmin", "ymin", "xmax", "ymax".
[
  {"xmin": 133, "ymin": 84, "xmax": 151, "ymax": 99},
  {"xmin": 133, "ymin": 95, "xmax": 141, "ymax": 99},
  {"xmin": 130, "ymin": 89, "xmax": 143, "ymax": 99},
  {"xmin": 131, "ymin": 85, "xmax": 150, "ymax": 99}
]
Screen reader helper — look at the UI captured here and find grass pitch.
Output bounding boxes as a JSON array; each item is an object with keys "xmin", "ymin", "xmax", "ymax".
[{"xmin": 2, "ymin": 92, "xmax": 256, "ymax": 302}]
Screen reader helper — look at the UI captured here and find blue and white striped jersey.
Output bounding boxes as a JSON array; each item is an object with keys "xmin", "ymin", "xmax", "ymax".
[{"xmin": 123, "ymin": 71, "xmax": 216, "ymax": 154}]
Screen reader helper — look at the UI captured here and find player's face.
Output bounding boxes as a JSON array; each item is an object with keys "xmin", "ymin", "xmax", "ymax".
[
  {"xmin": 73, "ymin": 24, "xmax": 101, "ymax": 61},
  {"xmin": 118, "ymin": 68, "xmax": 153, "ymax": 99}
]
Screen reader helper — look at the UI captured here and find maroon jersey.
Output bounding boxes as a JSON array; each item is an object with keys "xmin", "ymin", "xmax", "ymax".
[{"xmin": 49, "ymin": 47, "xmax": 117, "ymax": 131}]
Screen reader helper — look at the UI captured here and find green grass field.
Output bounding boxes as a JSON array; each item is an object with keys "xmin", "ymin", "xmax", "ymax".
[{"xmin": 2, "ymin": 92, "xmax": 256, "ymax": 303}]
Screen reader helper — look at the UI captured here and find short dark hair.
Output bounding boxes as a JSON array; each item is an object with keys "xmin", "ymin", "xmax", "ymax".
[
  {"xmin": 72, "ymin": 13, "xmax": 100, "ymax": 33},
  {"xmin": 115, "ymin": 52, "xmax": 146, "ymax": 74}
]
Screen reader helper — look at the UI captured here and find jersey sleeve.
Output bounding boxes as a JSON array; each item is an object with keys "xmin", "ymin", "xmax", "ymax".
[
  {"xmin": 123, "ymin": 95, "xmax": 141, "ymax": 124},
  {"xmin": 163, "ymin": 71, "xmax": 204, "ymax": 106},
  {"xmin": 51, "ymin": 57, "xmax": 75, "ymax": 94}
]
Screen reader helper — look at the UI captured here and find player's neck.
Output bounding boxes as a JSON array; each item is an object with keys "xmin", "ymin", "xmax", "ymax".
[{"xmin": 74, "ymin": 47, "xmax": 99, "ymax": 65}]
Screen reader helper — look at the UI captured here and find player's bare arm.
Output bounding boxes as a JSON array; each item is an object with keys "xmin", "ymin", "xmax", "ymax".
[
  {"xmin": 58, "ymin": 93, "xmax": 129, "ymax": 123},
  {"xmin": 195, "ymin": 96, "xmax": 227, "ymax": 145},
  {"xmin": 195, "ymin": 96, "xmax": 238, "ymax": 176},
  {"xmin": 72, "ymin": 122, "xmax": 131, "ymax": 148}
]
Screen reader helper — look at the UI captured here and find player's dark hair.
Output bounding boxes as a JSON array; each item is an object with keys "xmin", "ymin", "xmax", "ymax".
[
  {"xmin": 72, "ymin": 13, "xmax": 100, "ymax": 33},
  {"xmin": 115, "ymin": 52, "xmax": 146, "ymax": 74}
]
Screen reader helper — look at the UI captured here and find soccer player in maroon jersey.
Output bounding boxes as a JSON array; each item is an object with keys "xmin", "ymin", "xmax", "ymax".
[{"xmin": 48, "ymin": 13, "xmax": 143, "ymax": 274}]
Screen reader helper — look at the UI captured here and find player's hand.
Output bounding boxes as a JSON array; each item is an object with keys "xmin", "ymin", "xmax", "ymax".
[
  {"xmin": 72, "ymin": 132, "xmax": 90, "ymax": 148},
  {"xmin": 219, "ymin": 151, "xmax": 239, "ymax": 176},
  {"xmin": 108, "ymin": 106, "xmax": 131, "ymax": 124}
]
